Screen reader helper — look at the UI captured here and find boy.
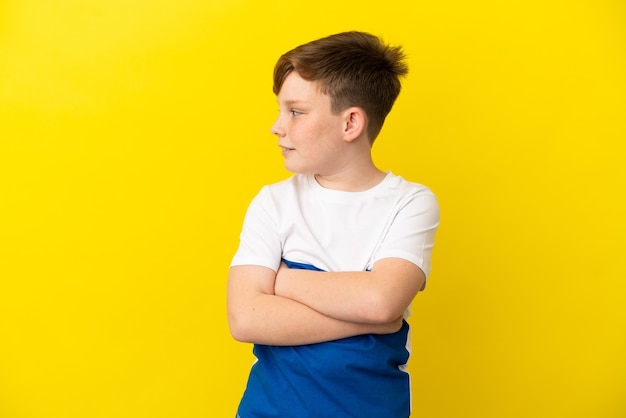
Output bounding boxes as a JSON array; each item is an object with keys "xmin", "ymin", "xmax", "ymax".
[{"xmin": 227, "ymin": 31, "xmax": 439, "ymax": 417}]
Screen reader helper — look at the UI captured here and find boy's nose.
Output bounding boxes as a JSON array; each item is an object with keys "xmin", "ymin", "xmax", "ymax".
[{"xmin": 270, "ymin": 118, "xmax": 285, "ymax": 137}]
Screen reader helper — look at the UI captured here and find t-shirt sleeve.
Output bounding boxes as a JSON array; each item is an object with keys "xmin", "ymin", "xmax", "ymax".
[
  {"xmin": 372, "ymin": 190, "xmax": 440, "ymax": 278},
  {"xmin": 230, "ymin": 187, "xmax": 283, "ymax": 272}
]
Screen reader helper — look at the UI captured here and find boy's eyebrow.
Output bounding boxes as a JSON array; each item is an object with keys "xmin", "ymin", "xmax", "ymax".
[{"xmin": 280, "ymin": 99, "xmax": 309, "ymax": 106}]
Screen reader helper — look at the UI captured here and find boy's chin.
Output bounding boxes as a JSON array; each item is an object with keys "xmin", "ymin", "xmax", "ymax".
[{"xmin": 283, "ymin": 163, "xmax": 309, "ymax": 175}]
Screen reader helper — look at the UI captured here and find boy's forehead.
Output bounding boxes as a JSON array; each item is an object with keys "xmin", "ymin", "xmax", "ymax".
[{"xmin": 277, "ymin": 72, "xmax": 326, "ymax": 103}]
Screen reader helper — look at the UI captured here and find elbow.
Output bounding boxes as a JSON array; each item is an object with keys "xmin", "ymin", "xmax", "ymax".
[
  {"xmin": 229, "ymin": 323, "xmax": 254, "ymax": 343},
  {"xmin": 228, "ymin": 323, "xmax": 247, "ymax": 343},
  {"xmin": 362, "ymin": 293, "xmax": 406, "ymax": 324},
  {"xmin": 227, "ymin": 311, "xmax": 255, "ymax": 343},
  {"xmin": 369, "ymin": 309, "xmax": 405, "ymax": 325}
]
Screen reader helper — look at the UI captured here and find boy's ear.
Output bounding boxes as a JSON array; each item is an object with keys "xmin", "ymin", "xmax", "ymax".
[{"xmin": 342, "ymin": 107, "xmax": 367, "ymax": 143}]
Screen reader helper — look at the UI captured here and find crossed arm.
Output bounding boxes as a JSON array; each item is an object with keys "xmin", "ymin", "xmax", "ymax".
[{"xmin": 226, "ymin": 258, "xmax": 425, "ymax": 346}]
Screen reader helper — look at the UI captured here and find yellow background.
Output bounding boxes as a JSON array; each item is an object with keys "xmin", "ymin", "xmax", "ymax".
[{"xmin": 1, "ymin": 0, "xmax": 624, "ymax": 417}]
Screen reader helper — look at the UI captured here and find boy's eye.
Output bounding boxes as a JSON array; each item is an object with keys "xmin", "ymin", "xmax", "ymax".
[{"xmin": 290, "ymin": 110, "xmax": 302, "ymax": 117}]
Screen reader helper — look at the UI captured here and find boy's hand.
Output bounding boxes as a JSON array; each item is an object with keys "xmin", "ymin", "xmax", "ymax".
[
  {"xmin": 228, "ymin": 264, "xmax": 404, "ymax": 344},
  {"xmin": 275, "ymin": 261, "xmax": 404, "ymax": 335},
  {"xmin": 274, "ymin": 261, "xmax": 290, "ymax": 295}
]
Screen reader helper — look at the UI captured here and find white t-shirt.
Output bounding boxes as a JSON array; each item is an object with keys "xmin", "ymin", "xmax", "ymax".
[{"xmin": 232, "ymin": 171, "xmax": 439, "ymax": 279}]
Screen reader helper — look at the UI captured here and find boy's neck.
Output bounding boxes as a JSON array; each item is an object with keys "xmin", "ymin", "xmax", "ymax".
[{"xmin": 314, "ymin": 166, "xmax": 387, "ymax": 192}]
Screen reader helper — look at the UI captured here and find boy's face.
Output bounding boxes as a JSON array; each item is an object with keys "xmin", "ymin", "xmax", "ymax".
[{"xmin": 271, "ymin": 72, "xmax": 347, "ymax": 176}]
